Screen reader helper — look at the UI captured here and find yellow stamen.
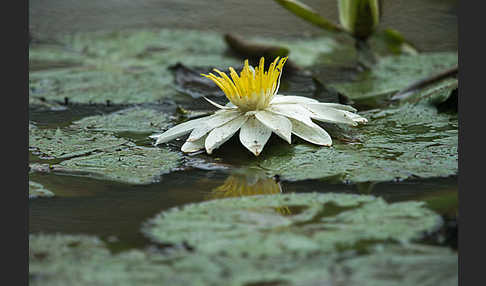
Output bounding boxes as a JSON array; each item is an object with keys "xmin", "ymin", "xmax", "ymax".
[{"xmin": 201, "ymin": 56, "xmax": 289, "ymax": 111}]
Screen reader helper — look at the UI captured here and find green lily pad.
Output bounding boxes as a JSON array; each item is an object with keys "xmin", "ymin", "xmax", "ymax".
[
  {"xmin": 334, "ymin": 244, "xmax": 458, "ymax": 286},
  {"xmin": 251, "ymin": 102, "xmax": 457, "ymax": 183},
  {"xmin": 143, "ymin": 193, "xmax": 442, "ymax": 257},
  {"xmin": 72, "ymin": 107, "xmax": 170, "ymax": 134},
  {"xmin": 29, "ymin": 128, "xmax": 129, "ymax": 160},
  {"xmin": 29, "ymin": 29, "xmax": 242, "ymax": 105},
  {"xmin": 53, "ymin": 145, "xmax": 182, "ymax": 185},
  {"xmin": 29, "ymin": 233, "xmax": 332, "ymax": 286},
  {"xmin": 30, "ymin": 233, "xmax": 454, "ymax": 286},
  {"xmin": 29, "ymin": 29, "xmax": 348, "ymax": 106},
  {"xmin": 29, "ymin": 181, "xmax": 54, "ymax": 199},
  {"xmin": 327, "ymin": 52, "xmax": 458, "ymax": 105}
]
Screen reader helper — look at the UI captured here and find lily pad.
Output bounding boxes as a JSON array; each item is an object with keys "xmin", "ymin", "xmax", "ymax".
[
  {"xmin": 29, "ymin": 28, "xmax": 348, "ymax": 106},
  {"xmin": 250, "ymin": 102, "xmax": 457, "ymax": 183},
  {"xmin": 47, "ymin": 145, "xmax": 181, "ymax": 185},
  {"xmin": 334, "ymin": 244, "xmax": 458, "ymax": 286},
  {"xmin": 29, "ymin": 29, "xmax": 241, "ymax": 105},
  {"xmin": 326, "ymin": 52, "xmax": 458, "ymax": 106},
  {"xmin": 143, "ymin": 193, "xmax": 442, "ymax": 257},
  {"xmin": 29, "ymin": 181, "xmax": 54, "ymax": 199},
  {"xmin": 29, "ymin": 128, "xmax": 129, "ymax": 160},
  {"xmin": 29, "ymin": 233, "xmax": 333, "ymax": 286},
  {"xmin": 72, "ymin": 107, "xmax": 171, "ymax": 134},
  {"xmin": 30, "ymin": 233, "xmax": 454, "ymax": 286}
]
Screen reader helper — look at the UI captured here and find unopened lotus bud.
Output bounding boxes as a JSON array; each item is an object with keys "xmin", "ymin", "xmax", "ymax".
[{"xmin": 338, "ymin": 0, "xmax": 381, "ymax": 39}]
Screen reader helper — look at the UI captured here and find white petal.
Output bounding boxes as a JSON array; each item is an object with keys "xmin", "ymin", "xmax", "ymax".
[
  {"xmin": 290, "ymin": 118, "xmax": 332, "ymax": 146},
  {"xmin": 239, "ymin": 116, "xmax": 272, "ymax": 156},
  {"xmin": 303, "ymin": 104, "xmax": 361, "ymax": 126},
  {"xmin": 203, "ymin": 97, "xmax": 237, "ymax": 110},
  {"xmin": 151, "ymin": 116, "xmax": 208, "ymax": 145},
  {"xmin": 270, "ymin": 95, "xmax": 319, "ymax": 105},
  {"xmin": 267, "ymin": 104, "xmax": 315, "ymax": 127},
  {"xmin": 346, "ymin": 112, "xmax": 368, "ymax": 124},
  {"xmin": 205, "ymin": 115, "xmax": 249, "ymax": 154},
  {"xmin": 255, "ymin": 110, "xmax": 292, "ymax": 144},
  {"xmin": 304, "ymin": 102, "xmax": 357, "ymax": 113},
  {"xmin": 181, "ymin": 135, "xmax": 206, "ymax": 153},
  {"xmin": 187, "ymin": 110, "xmax": 241, "ymax": 142}
]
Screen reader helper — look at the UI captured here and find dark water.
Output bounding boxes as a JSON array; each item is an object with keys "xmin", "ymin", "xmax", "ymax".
[{"xmin": 29, "ymin": 168, "xmax": 457, "ymax": 253}]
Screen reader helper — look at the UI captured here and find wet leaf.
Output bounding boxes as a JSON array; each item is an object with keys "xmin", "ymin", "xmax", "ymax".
[
  {"xmin": 53, "ymin": 145, "xmax": 182, "ymax": 185},
  {"xmin": 248, "ymin": 103, "xmax": 457, "ymax": 183},
  {"xmin": 143, "ymin": 193, "xmax": 442, "ymax": 257},
  {"xmin": 30, "ymin": 233, "xmax": 455, "ymax": 285},
  {"xmin": 29, "ymin": 29, "xmax": 241, "ymax": 105},
  {"xmin": 72, "ymin": 107, "xmax": 171, "ymax": 133},
  {"xmin": 29, "ymin": 128, "xmax": 129, "ymax": 160},
  {"xmin": 371, "ymin": 28, "xmax": 419, "ymax": 55},
  {"xmin": 169, "ymin": 63, "xmax": 225, "ymax": 98},
  {"xmin": 326, "ymin": 52, "xmax": 458, "ymax": 107},
  {"xmin": 334, "ymin": 244, "xmax": 458, "ymax": 286}
]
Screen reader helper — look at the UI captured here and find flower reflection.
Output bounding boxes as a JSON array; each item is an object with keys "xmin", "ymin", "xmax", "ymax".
[{"xmin": 207, "ymin": 170, "xmax": 291, "ymax": 215}]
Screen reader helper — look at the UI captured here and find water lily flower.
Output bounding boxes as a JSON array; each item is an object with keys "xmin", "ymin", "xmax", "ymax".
[{"xmin": 150, "ymin": 57, "xmax": 367, "ymax": 156}]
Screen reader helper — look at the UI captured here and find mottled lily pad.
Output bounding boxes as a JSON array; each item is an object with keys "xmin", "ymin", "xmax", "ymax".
[
  {"xmin": 29, "ymin": 128, "xmax": 129, "ymax": 160},
  {"xmin": 327, "ymin": 52, "xmax": 458, "ymax": 105},
  {"xmin": 29, "ymin": 233, "xmax": 334, "ymax": 286},
  {"xmin": 143, "ymin": 193, "xmax": 442, "ymax": 257},
  {"xmin": 72, "ymin": 107, "xmax": 171, "ymax": 134},
  {"xmin": 29, "ymin": 29, "xmax": 344, "ymax": 105},
  {"xmin": 30, "ymin": 234, "xmax": 455, "ymax": 286},
  {"xmin": 29, "ymin": 181, "xmax": 54, "ymax": 199},
  {"xmin": 250, "ymin": 102, "xmax": 457, "ymax": 183},
  {"xmin": 50, "ymin": 145, "xmax": 182, "ymax": 185},
  {"xmin": 28, "ymin": 30, "xmax": 241, "ymax": 105},
  {"xmin": 334, "ymin": 244, "xmax": 458, "ymax": 286}
]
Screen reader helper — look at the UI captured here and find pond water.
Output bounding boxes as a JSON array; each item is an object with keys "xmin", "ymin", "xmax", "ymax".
[{"xmin": 29, "ymin": 1, "xmax": 458, "ymax": 285}]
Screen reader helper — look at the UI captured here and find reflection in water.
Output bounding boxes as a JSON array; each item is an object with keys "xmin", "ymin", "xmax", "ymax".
[{"xmin": 207, "ymin": 170, "xmax": 291, "ymax": 215}]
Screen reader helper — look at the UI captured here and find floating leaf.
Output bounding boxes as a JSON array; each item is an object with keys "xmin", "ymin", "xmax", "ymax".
[
  {"xmin": 334, "ymin": 244, "xmax": 458, "ymax": 286},
  {"xmin": 326, "ymin": 52, "xmax": 458, "ymax": 107},
  {"xmin": 247, "ymin": 103, "xmax": 457, "ymax": 183},
  {"xmin": 143, "ymin": 193, "xmax": 442, "ymax": 257},
  {"xmin": 72, "ymin": 107, "xmax": 171, "ymax": 134},
  {"xmin": 29, "ymin": 128, "xmax": 129, "ymax": 160},
  {"xmin": 53, "ymin": 146, "xmax": 182, "ymax": 185}
]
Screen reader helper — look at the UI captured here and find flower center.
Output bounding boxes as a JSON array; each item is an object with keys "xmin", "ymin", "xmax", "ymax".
[{"xmin": 202, "ymin": 57, "xmax": 288, "ymax": 111}]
